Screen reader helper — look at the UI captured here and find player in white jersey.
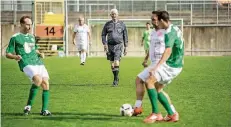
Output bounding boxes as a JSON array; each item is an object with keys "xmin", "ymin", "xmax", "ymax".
[
  {"xmin": 133, "ymin": 11, "xmax": 166, "ymax": 116},
  {"xmin": 72, "ymin": 17, "xmax": 91, "ymax": 65}
]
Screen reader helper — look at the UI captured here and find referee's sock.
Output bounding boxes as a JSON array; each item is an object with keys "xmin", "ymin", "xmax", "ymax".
[{"xmin": 114, "ymin": 66, "xmax": 119, "ymax": 80}]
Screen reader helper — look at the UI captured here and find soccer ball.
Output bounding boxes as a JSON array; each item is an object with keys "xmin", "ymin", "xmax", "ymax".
[{"xmin": 120, "ymin": 104, "xmax": 134, "ymax": 117}]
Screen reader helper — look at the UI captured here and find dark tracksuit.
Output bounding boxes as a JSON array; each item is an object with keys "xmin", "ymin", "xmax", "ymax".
[{"xmin": 101, "ymin": 20, "xmax": 128, "ymax": 61}]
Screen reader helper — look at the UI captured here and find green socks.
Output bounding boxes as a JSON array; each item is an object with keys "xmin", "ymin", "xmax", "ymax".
[
  {"xmin": 147, "ymin": 89, "xmax": 159, "ymax": 113},
  {"xmin": 158, "ymin": 92, "xmax": 174, "ymax": 115},
  {"xmin": 42, "ymin": 90, "xmax": 50, "ymax": 111},
  {"xmin": 27, "ymin": 84, "xmax": 39, "ymax": 106}
]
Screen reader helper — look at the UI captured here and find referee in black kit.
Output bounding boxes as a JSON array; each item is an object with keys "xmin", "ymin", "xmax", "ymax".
[{"xmin": 101, "ymin": 8, "xmax": 128, "ymax": 87}]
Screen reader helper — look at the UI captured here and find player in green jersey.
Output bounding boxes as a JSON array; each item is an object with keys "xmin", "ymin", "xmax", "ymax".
[
  {"xmin": 143, "ymin": 11, "xmax": 184, "ymax": 123},
  {"xmin": 5, "ymin": 16, "xmax": 51, "ymax": 116},
  {"xmin": 141, "ymin": 22, "xmax": 152, "ymax": 55}
]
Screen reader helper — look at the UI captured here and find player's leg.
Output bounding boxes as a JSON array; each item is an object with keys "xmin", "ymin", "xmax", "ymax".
[
  {"xmin": 23, "ymin": 65, "xmax": 43, "ymax": 115},
  {"xmin": 143, "ymin": 75, "xmax": 163, "ymax": 123},
  {"xmin": 40, "ymin": 65, "xmax": 51, "ymax": 116},
  {"xmin": 81, "ymin": 44, "xmax": 88, "ymax": 65},
  {"xmin": 112, "ymin": 44, "xmax": 123, "ymax": 86},
  {"xmin": 133, "ymin": 76, "xmax": 145, "ymax": 116},
  {"xmin": 155, "ymin": 83, "xmax": 179, "ymax": 122},
  {"xmin": 133, "ymin": 66, "xmax": 152, "ymax": 116}
]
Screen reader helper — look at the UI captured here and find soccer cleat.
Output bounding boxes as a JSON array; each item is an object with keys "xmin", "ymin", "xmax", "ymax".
[
  {"xmin": 40, "ymin": 110, "xmax": 52, "ymax": 116},
  {"xmin": 112, "ymin": 78, "xmax": 119, "ymax": 87},
  {"xmin": 23, "ymin": 105, "xmax": 31, "ymax": 115},
  {"xmin": 80, "ymin": 62, "xmax": 85, "ymax": 65},
  {"xmin": 143, "ymin": 113, "xmax": 163, "ymax": 123},
  {"xmin": 164, "ymin": 112, "xmax": 179, "ymax": 122},
  {"xmin": 133, "ymin": 107, "xmax": 143, "ymax": 116}
]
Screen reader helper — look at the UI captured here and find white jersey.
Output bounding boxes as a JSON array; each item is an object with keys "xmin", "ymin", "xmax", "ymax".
[
  {"xmin": 149, "ymin": 29, "xmax": 165, "ymax": 63},
  {"xmin": 74, "ymin": 24, "xmax": 90, "ymax": 45}
]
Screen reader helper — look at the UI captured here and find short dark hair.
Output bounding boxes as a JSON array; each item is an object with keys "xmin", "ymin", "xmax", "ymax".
[
  {"xmin": 146, "ymin": 22, "xmax": 150, "ymax": 25},
  {"xmin": 152, "ymin": 11, "xmax": 160, "ymax": 15},
  {"xmin": 158, "ymin": 11, "xmax": 170, "ymax": 22},
  {"xmin": 20, "ymin": 15, "xmax": 31, "ymax": 24}
]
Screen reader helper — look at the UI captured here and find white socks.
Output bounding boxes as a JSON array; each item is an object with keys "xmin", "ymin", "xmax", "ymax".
[
  {"xmin": 170, "ymin": 104, "xmax": 176, "ymax": 113},
  {"xmin": 134, "ymin": 100, "xmax": 142, "ymax": 108},
  {"xmin": 83, "ymin": 52, "xmax": 86, "ymax": 63},
  {"xmin": 80, "ymin": 52, "xmax": 86, "ymax": 63}
]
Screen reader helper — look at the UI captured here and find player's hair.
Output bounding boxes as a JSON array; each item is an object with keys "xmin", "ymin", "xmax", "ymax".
[
  {"xmin": 158, "ymin": 11, "xmax": 170, "ymax": 22},
  {"xmin": 111, "ymin": 8, "xmax": 118, "ymax": 14},
  {"xmin": 20, "ymin": 15, "xmax": 31, "ymax": 24},
  {"xmin": 152, "ymin": 10, "xmax": 160, "ymax": 15},
  {"xmin": 146, "ymin": 22, "xmax": 150, "ymax": 25}
]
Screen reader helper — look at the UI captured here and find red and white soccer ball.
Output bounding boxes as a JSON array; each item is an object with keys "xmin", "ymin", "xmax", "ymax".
[{"xmin": 120, "ymin": 104, "xmax": 134, "ymax": 117}]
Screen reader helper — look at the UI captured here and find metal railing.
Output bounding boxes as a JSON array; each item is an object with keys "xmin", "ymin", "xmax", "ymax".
[{"xmin": 165, "ymin": 2, "xmax": 231, "ymax": 25}]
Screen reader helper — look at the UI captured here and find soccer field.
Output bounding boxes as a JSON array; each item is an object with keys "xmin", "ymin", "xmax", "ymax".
[{"xmin": 1, "ymin": 56, "xmax": 231, "ymax": 127}]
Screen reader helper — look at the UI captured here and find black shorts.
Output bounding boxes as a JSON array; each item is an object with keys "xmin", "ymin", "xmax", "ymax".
[{"xmin": 107, "ymin": 44, "xmax": 123, "ymax": 61}]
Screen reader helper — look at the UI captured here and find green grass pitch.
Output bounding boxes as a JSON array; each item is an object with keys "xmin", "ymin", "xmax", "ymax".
[{"xmin": 1, "ymin": 56, "xmax": 231, "ymax": 127}]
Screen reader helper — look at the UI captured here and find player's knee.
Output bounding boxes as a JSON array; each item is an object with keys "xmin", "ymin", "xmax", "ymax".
[
  {"xmin": 136, "ymin": 77, "xmax": 143, "ymax": 85},
  {"xmin": 155, "ymin": 82, "xmax": 164, "ymax": 92},
  {"xmin": 41, "ymin": 79, "xmax": 49, "ymax": 90},
  {"xmin": 145, "ymin": 76, "xmax": 157, "ymax": 89},
  {"xmin": 114, "ymin": 60, "xmax": 120, "ymax": 66},
  {"xmin": 32, "ymin": 75, "xmax": 42, "ymax": 86}
]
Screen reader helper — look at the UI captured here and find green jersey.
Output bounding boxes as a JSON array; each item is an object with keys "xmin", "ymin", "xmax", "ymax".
[
  {"xmin": 165, "ymin": 24, "xmax": 184, "ymax": 68},
  {"xmin": 142, "ymin": 29, "xmax": 152, "ymax": 50},
  {"xmin": 6, "ymin": 33, "xmax": 43, "ymax": 71}
]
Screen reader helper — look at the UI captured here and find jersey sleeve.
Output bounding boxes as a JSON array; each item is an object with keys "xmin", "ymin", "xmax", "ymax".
[
  {"xmin": 165, "ymin": 33, "xmax": 175, "ymax": 48},
  {"xmin": 6, "ymin": 36, "xmax": 16, "ymax": 54}
]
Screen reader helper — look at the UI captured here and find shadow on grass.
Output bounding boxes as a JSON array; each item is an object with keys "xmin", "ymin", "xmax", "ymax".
[
  {"xmin": 2, "ymin": 84, "xmax": 111, "ymax": 87},
  {"xmin": 1, "ymin": 112, "xmax": 142, "ymax": 122}
]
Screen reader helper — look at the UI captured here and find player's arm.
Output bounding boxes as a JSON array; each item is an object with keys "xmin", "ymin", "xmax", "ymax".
[
  {"xmin": 101, "ymin": 23, "xmax": 108, "ymax": 51},
  {"xmin": 149, "ymin": 33, "xmax": 174, "ymax": 74},
  {"xmin": 141, "ymin": 32, "xmax": 145, "ymax": 46},
  {"xmin": 123, "ymin": 23, "xmax": 128, "ymax": 55},
  {"xmin": 87, "ymin": 27, "xmax": 91, "ymax": 46},
  {"xmin": 5, "ymin": 37, "xmax": 22, "ymax": 61},
  {"xmin": 72, "ymin": 25, "xmax": 77, "ymax": 45},
  {"xmin": 142, "ymin": 51, "xmax": 149, "ymax": 67},
  {"xmin": 72, "ymin": 32, "xmax": 77, "ymax": 45},
  {"xmin": 36, "ymin": 49, "xmax": 45, "ymax": 58}
]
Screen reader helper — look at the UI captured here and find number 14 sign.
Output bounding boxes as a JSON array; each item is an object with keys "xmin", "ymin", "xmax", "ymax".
[{"xmin": 35, "ymin": 25, "xmax": 64, "ymax": 38}]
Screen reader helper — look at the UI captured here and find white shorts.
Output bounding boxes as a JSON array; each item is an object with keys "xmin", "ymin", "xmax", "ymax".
[
  {"xmin": 137, "ymin": 61, "xmax": 158, "ymax": 82},
  {"xmin": 23, "ymin": 65, "xmax": 49, "ymax": 82},
  {"xmin": 138, "ymin": 63, "xmax": 182, "ymax": 85},
  {"xmin": 77, "ymin": 44, "xmax": 87, "ymax": 51}
]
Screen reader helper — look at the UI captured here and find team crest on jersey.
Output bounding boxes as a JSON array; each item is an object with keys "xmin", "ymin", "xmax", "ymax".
[
  {"xmin": 24, "ymin": 42, "xmax": 35, "ymax": 53},
  {"xmin": 117, "ymin": 28, "xmax": 122, "ymax": 33}
]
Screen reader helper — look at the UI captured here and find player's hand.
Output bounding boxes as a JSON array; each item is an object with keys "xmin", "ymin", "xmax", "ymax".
[
  {"xmin": 14, "ymin": 55, "xmax": 22, "ymax": 61},
  {"xmin": 39, "ymin": 53, "xmax": 45, "ymax": 59},
  {"xmin": 142, "ymin": 61, "xmax": 148, "ymax": 68},
  {"xmin": 73, "ymin": 40, "xmax": 76, "ymax": 45},
  {"xmin": 124, "ymin": 47, "xmax": 127, "ymax": 56},
  {"xmin": 104, "ymin": 45, "xmax": 108, "ymax": 52},
  {"xmin": 148, "ymin": 67, "xmax": 156, "ymax": 76}
]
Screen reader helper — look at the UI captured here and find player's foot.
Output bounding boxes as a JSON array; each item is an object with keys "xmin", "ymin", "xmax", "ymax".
[
  {"xmin": 40, "ymin": 110, "xmax": 52, "ymax": 116},
  {"xmin": 163, "ymin": 112, "xmax": 179, "ymax": 122},
  {"xmin": 23, "ymin": 105, "xmax": 31, "ymax": 115},
  {"xmin": 112, "ymin": 78, "xmax": 119, "ymax": 87},
  {"xmin": 133, "ymin": 107, "xmax": 143, "ymax": 116},
  {"xmin": 143, "ymin": 113, "xmax": 163, "ymax": 123},
  {"xmin": 80, "ymin": 62, "xmax": 85, "ymax": 65}
]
